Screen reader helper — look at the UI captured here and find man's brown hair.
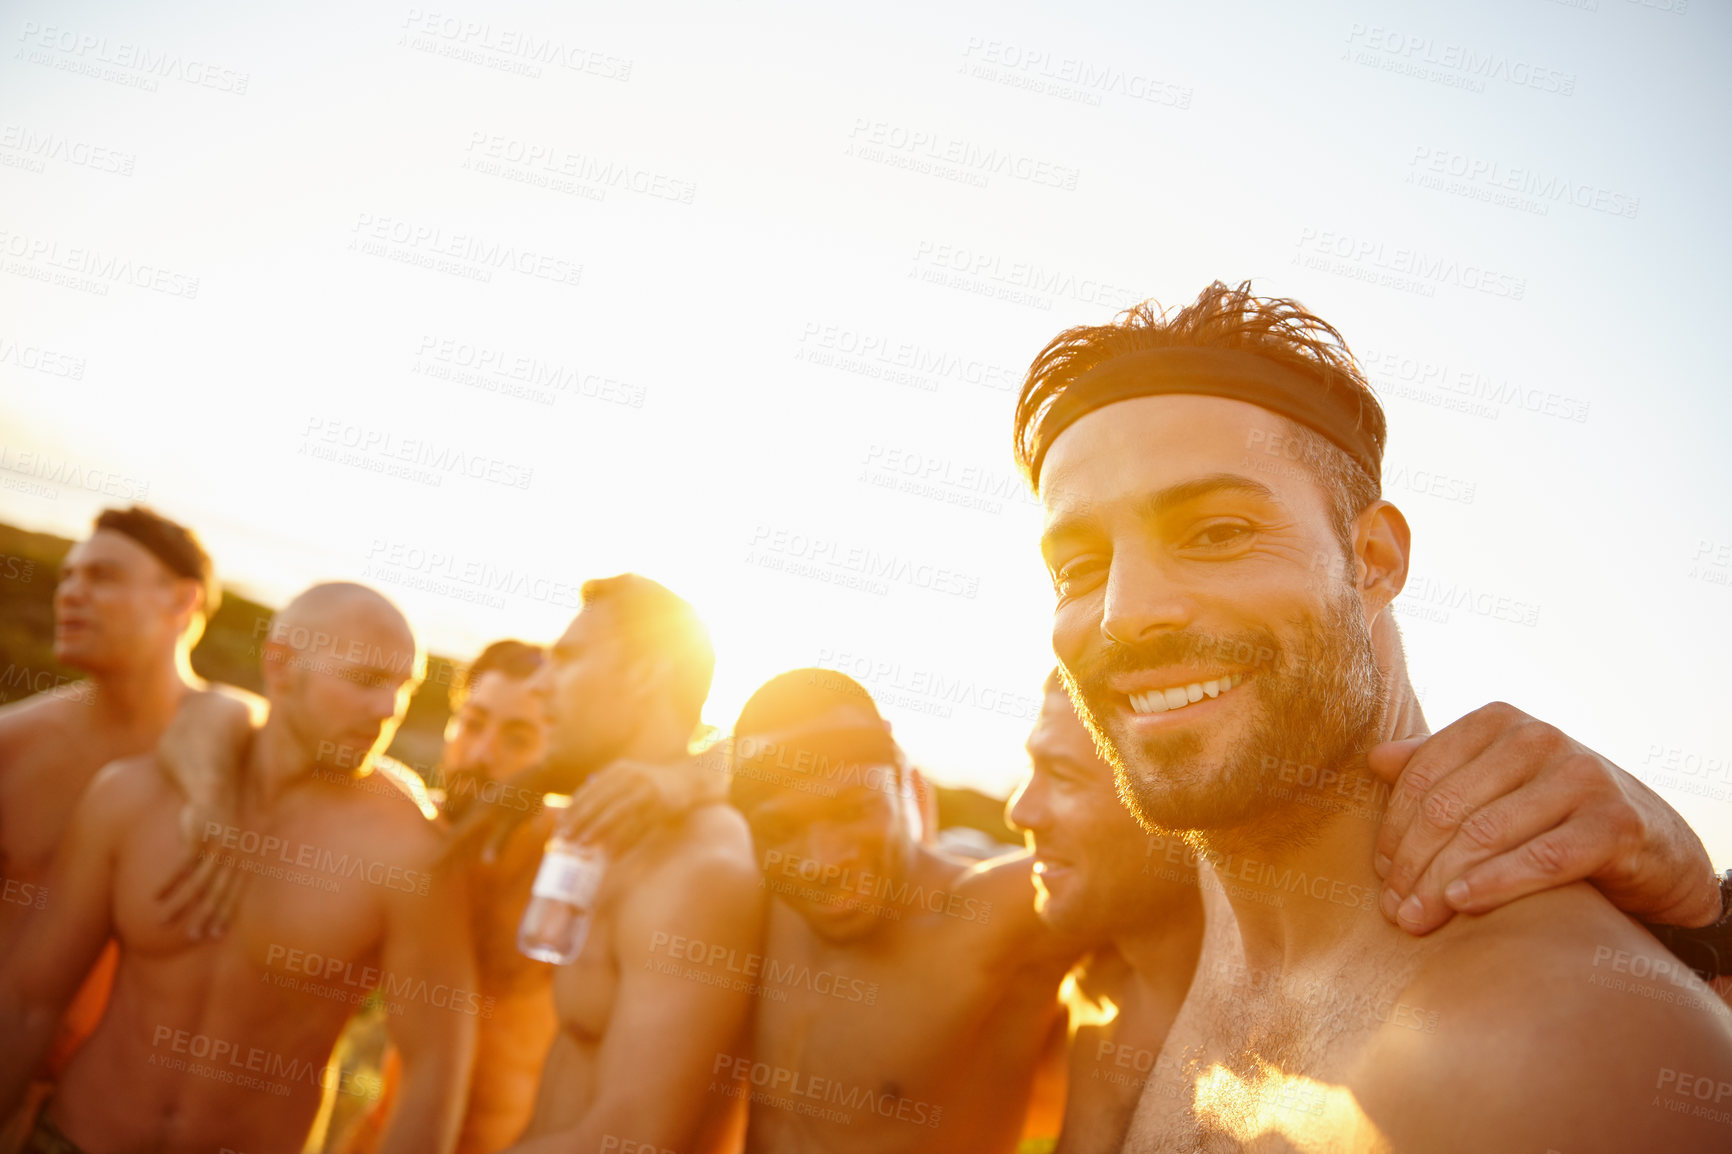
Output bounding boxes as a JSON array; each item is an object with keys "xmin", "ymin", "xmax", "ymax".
[
  {"xmin": 1011, "ymin": 280, "xmax": 1387, "ymax": 554},
  {"xmin": 93, "ymin": 505, "xmax": 220, "ymax": 623},
  {"xmin": 580, "ymin": 574, "xmax": 714, "ymax": 732}
]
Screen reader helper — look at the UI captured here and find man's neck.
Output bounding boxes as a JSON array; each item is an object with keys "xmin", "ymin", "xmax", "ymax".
[
  {"xmin": 1110, "ymin": 881, "xmax": 1205, "ymax": 987},
  {"xmin": 1200, "ymin": 612, "xmax": 1429, "ymax": 970},
  {"xmin": 544, "ymin": 722, "xmax": 694, "ymax": 796},
  {"xmin": 82, "ymin": 647, "xmax": 199, "ymax": 734},
  {"xmin": 245, "ymin": 717, "xmax": 320, "ymax": 811}
]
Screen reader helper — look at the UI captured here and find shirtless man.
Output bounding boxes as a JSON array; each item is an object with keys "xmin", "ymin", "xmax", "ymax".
[
  {"xmin": 0, "ymin": 583, "xmax": 476, "ymax": 1153},
  {"xmin": 0, "ymin": 508, "xmax": 223, "ymax": 1148},
  {"xmin": 724, "ymin": 668, "xmax": 1085, "ymax": 1154},
  {"xmin": 437, "ymin": 640, "xmax": 560, "ymax": 1154},
  {"xmin": 0, "ymin": 506, "xmax": 217, "ymax": 953},
  {"xmin": 724, "ymin": 650, "xmax": 1723, "ymax": 1154},
  {"xmin": 507, "ymin": 574, "xmax": 765, "ymax": 1154},
  {"xmin": 1009, "ymin": 669, "xmax": 1728, "ymax": 1153},
  {"xmin": 1007, "ymin": 671, "xmax": 1205, "ymax": 1153},
  {"xmin": 1019, "ymin": 280, "xmax": 1732, "ymax": 1150}
]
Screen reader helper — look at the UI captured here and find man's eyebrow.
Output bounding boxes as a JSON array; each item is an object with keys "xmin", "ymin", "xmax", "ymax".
[
  {"xmin": 1134, "ymin": 473, "xmax": 1279, "ymax": 519},
  {"xmin": 1041, "ymin": 472, "xmax": 1279, "ymax": 558}
]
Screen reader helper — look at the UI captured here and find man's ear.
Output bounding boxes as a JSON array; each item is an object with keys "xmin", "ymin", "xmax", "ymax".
[
  {"xmin": 620, "ymin": 651, "xmax": 669, "ymax": 706},
  {"xmin": 260, "ymin": 641, "xmax": 291, "ymax": 695},
  {"xmin": 1351, "ymin": 499, "xmax": 1411, "ymax": 617},
  {"xmin": 169, "ymin": 577, "xmax": 207, "ymax": 645}
]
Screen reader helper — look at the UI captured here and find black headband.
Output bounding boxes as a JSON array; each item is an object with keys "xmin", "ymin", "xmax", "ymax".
[{"xmin": 1029, "ymin": 347, "xmax": 1382, "ymax": 483}]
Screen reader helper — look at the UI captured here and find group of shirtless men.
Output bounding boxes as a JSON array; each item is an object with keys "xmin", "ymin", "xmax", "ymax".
[{"xmin": 3, "ymin": 281, "xmax": 1730, "ymax": 1153}]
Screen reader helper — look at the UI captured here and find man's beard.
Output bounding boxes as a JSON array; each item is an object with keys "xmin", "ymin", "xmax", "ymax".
[{"xmin": 1065, "ymin": 590, "xmax": 1386, "ymax": 850}]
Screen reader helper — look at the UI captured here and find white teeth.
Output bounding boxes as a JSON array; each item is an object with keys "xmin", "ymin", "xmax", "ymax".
[{"xmin": 1126, "ymin": 674, "xmax": 1244, "ymax": 715}]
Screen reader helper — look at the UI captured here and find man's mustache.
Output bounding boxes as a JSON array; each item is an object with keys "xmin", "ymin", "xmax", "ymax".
[{"xmin": 1068, "ymin": 627, "xmax": 1288, "ymax": 694}]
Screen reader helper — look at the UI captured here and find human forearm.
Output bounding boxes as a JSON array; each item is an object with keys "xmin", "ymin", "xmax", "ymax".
[
  {"xmin": 501, "ymin": 1098, "xmax": 684, "ymax": 1154},
  {"xmin": 375, "ymin": 1048, "xmax": 470, "ymax": 1154},
  {"xmin": 0, "ymin": 990, "xmax": 63, "ymax": 1116},
  {"xmin": 158, "ymin": 688, "xmax": 254, "ymax": 809}
]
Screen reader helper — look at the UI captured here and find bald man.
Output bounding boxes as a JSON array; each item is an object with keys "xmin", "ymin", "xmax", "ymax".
[{"xmin": 0, "ymin": 583, "xmax": 476, "ymax": 1154}]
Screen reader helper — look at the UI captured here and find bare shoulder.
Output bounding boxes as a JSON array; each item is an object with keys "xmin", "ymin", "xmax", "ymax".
[
  {"xmin": 335, "ymin": 758, "xmax": 444, "ymax": 863},
  {"xmin": 74, "ymin": 752, "xmax": 178, "ymax": 837},
  {"xmin": 645, "ymin": 802, "xmax": 759, "ymax": 885},
  {"xmin": 1360, "ymin": 883, "xmax": 1732, "ymax": 1152},
  {"xmin": 0, "ymin": 690, "xmax": 82, "ymax": 756}
]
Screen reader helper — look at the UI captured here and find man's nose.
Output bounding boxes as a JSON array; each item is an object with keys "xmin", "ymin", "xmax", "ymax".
[
  {"xmin": 1005, "ymin": 773, "xmax": 1047, "ymax": 836},
  {"xmin": 1101, "ymin": 546, "xmax": 1193, "ymax": 646}
]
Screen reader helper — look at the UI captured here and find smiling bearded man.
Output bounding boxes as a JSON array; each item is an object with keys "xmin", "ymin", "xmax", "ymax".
[{"xmin": 1017, "ymin": 280, "xmax": 1732, "ymax": 1153}]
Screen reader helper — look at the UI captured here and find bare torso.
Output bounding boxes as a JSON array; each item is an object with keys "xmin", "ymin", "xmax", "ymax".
[
  {"xmin": 0, "ymin": 691, "xmax": 156, "ymax": 949},
  {"xmin": 1056, "ymin": 936, "xmax": 1199, "ymax": 1154},
  {"xmin": 54, "ymin": 757, "xmax": 436, "ymax": 1154},
  {"xmin": 742, "ymin": 851, "xmax": 1074, "ymax": 1154},
  {"xmin": 522, "ymin": 807, "xmax": 753, "ymax": 1154},
  {"xmin": 1126, "ymin": 873, "xmax": 1732, "ymax": 1153},
  {"xmin": 459, "ymin": 808, "xmax": 558, "ymax": 1154}
]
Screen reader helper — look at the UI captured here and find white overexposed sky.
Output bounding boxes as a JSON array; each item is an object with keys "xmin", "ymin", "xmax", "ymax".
[{"xmin": 4, "ymin": 0, "xmax": 1730, "ymax": 859}]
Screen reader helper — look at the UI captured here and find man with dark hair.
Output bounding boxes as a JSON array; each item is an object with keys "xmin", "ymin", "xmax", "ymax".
[
  {"xmin": 439, "ymin": 639, "xmax": 547, "ymax": 820},
  {"xmin": 1019, "ymin": 280, "xmax": 1732, "ymax": 1150},
  {"xmin": 0, "ymin": 583, "xmax": 477, "ymax": 1153},
  {"xmin": 723, "ymin": 667, "xmax": 1085, "ymax": 1154},
  {"xmin": 0, "ymin": 506, "xmax": 225, "ymax": 1144},
  {"xmin": 506, "ymin": 574, "xmax": 764, "ymax": 1153},
  {"xmin": 0, "ymin": 505, "xmax": 219, "ymax": 947}
]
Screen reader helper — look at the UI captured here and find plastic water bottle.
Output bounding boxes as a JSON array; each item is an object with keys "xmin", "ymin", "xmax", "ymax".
[{"xmin": 517, "ymin": 834, "xmax": 608, "ymax": 964}]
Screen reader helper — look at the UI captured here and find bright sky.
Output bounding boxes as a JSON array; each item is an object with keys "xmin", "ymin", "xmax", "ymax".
[{"xmin": 4, "ymin": 0, "xmax": 1730, "ymax": 859}]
